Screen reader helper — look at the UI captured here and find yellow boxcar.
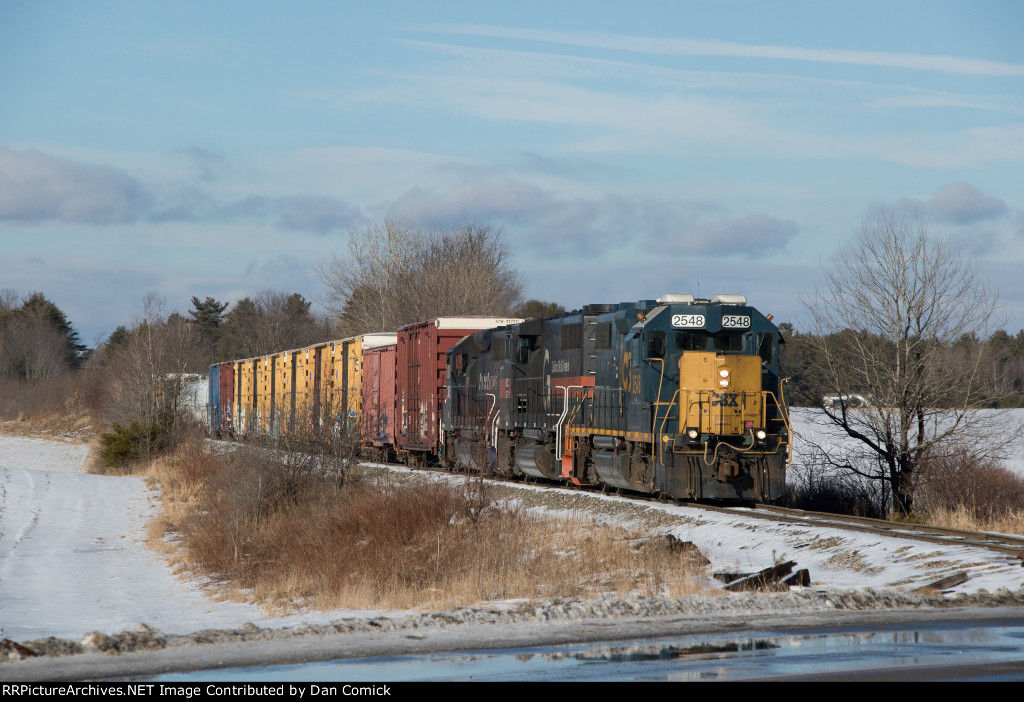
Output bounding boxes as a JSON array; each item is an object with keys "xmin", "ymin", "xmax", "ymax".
[
  {"xmin": 310, "ymin": 334, "xmax": 396, "ymax": 437},
  {"xmin": 234, "ymin": 358, "xmax": 258, "ymax": 435},
  {"xmin": 255, "ymin": 354, "xmax": 274, "ymax": 436},
  {"xmin": 223, "ymin": 332, "xmax": 395, "ymax": 440},
  {"xmin": 292, "ymin": 344, "xmax": 320, "ymax": 435}
]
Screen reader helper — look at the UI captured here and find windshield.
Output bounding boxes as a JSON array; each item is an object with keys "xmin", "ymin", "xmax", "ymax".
[{"xmin": 674, "ymin": 330, "xmax": 745, "ymax": 353}]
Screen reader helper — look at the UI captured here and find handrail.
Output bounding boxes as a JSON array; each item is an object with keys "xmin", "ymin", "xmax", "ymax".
[
  {"xmin": 656, "ymin": 388, "xmax": 680, "ymax": 467},
  {"xmin": 484, "ymin": 391, "xmax": 498, "ymax": 448},
  {"xmin": 764, "ymin": 384, "xmax": 793, "ymax": 464},
  {"xmin": 551, "ymin": 385, "xmax": 581, "ymax": 462}
]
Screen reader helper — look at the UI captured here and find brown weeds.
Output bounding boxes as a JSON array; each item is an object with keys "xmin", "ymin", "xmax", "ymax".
[
  {"xmin": 913, "ymin": 504, "xmax": 1024, "ymax": 535},
  {"xmin": 147, "ymin": 439, "xmax": 710, "ymax": 612},
  {"xmin": 0, "ymin": 377, "xmax": 93, "ymax": 442},
  {"xmin": 912, "ymin": 451, "xmax": 1024, "ymax": 535}
]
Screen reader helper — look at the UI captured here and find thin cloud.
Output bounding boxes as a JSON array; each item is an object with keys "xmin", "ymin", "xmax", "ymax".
[
  {"xmin": 277, "ymin": 196, "xmax": 363, "ymax": 234},
  {"xmin": 385, "ymin": 179, "xmax": 798, "ymax": 260},
  {"xmin": 0, "ymin": 146, "xmax": 363, "ymax": 234},
  {"xmin": 927, "ymin": 183, "xmax": 1008, "ymax": 225},
  {"xmin": 680, "ymin": 214, "xmax": 800, "ymax": 256},
  {"xmin": 177, "ymin": 147, "xmax": 231, "ymax": 182},
  {"xmin": 423, "ymin": 24, "xmax": 1024, "ymax": 77},
  {"xmin": 0, "ymin": 146, "xmax": 151, "ymax": 224},
  {"xmin": 387, "ymin": 179, "xmax": 554, "ymax": 225},
  {"xmin": 885, "ymin": 182, "xmax": 1009, "ymax": 226}
]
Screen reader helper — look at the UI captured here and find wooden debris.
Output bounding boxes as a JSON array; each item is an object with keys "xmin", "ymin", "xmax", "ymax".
[
  {"xmin": 722, "ymin": 561, "xmax": 800, "ymax": 592},
  {"xmin": 782, "ymin": 568, "xmax": 811, "ymax": 587},
  {"xmin": 712, "ymin": 571, "xmax": 751, "ymax": 584}
]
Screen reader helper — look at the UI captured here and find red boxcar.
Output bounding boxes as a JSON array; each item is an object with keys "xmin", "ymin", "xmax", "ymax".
[
  {"xmin": 395, "ymin": 316, "xmax": 521, "ymax": 464},
  {"xmin": 361, "ymin": 343, "xmax": 398, "ymax": 458},
  {"xmin": 218, "ymin": 360, "xmax": 234, "ymax": 433}
]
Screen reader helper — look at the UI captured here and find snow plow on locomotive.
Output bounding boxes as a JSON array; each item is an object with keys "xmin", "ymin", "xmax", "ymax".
[{"xmin": 441, "ymin": 295, "xmax": 791, "ymax": 501}]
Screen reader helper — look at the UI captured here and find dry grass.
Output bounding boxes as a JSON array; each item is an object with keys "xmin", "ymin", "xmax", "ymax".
[
  {"xmin": 911, "ymin": 450, "xmax": 1024, "ymax": 535},
  {"xmin": 0, "ymin": 386, "xmax": 94, "ymax": 442},
  {"xmin": 146, "ymin": 439, "xmax": 710, "ymax": 612},
  {"xmin": 912, "ymin": 504, "xmax": 1024, "ymax": 535}
]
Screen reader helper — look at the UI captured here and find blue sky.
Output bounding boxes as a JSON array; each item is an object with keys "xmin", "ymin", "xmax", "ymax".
[{"xmin": 1, "ymin": 0, "xmax": 1022, "ymax": 344}]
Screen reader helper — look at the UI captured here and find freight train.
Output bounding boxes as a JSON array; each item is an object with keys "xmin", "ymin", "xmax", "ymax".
[{"xmin": 208, "ymin": 294, "xmax": 790, "ymax": 501}]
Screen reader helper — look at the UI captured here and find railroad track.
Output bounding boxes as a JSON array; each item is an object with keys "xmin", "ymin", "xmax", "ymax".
[
  {"xmin": 238, "ymin": 441, "xmax": 1024, "ymax": 564},
  {"xmin": 424, "ymin": 466, "xmax": 1024, "ymax": 562},
  {"xmin": 686, "ymin": 501, "xmax": 1024, "ymax": 561}
]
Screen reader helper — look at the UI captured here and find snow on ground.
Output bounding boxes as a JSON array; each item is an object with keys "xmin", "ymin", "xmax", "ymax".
[
  {"xmin": 0, "ymin": 435, "xmax": 378, "ymax": 642},
  {"xmin": 1, "ymin": 427, "xmax": 1023, "ymax": 644}
]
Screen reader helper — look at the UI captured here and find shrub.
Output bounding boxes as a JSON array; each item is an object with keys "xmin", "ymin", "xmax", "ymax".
[
  {"xmin": 99, "ymin": 419, "xmax": 169, "ymax": 469},
  {"xmin": 780, "ymin": 457, "xmax": 885, "ymax": 518},
  {"xmin": 150, "ymin": 440, "xmax": 710, "ymax": 610},
  {"xmin": 914, "ymin": 449, "xmax": 1024, "ymax": 520}
]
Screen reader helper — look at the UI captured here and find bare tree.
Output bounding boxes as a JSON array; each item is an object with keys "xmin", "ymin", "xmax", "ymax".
[
  {"xmin": 0, "ymin": 291, "xmax": 87, "ymax": 381},
  {"xmin": 318, "ymin": 220, "xmax": 522, "ymax": 336},
  {"xmin": 803, "ymin": 211, "xmax": 1007, "ymax": 515},
  {"xmin": 218, "ymin": 290, "xmax": 328, "ymax": 360},
  {"xmin": 99, "ymin": 294, "xmax": 208, "ymax": 464},
  {"xmin": 3, "ymin": 316, "xmax": 67, "ymax": 382}
]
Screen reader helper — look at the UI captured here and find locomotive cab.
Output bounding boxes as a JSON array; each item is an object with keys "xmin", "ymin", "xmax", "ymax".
[{"xmin": 617, "ymin": 294, "xmax": 790, "ymax": 500}]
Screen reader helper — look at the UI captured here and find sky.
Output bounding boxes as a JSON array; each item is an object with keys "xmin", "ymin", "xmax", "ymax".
[{"xmin": 1, "ymin": 0, "xmax": 1022, "ymax": 345}]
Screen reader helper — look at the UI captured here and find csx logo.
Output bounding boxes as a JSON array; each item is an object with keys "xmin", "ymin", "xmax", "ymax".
[
  {"xmin": 711, "ymin": 393, "xmax": 739, "ymax": 407},
  {"xmin": 621, "ymin": 351, "xmax": 641, "ymax": 393}
]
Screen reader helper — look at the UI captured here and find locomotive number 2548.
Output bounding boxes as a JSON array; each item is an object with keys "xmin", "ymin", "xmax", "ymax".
[
  {"xmin": 722, "ymin": 315, "xmax": 751, "ymax": 328},
  {"xmin": 671, "ymin": 314, "xmax": 705, "ymax": 328}
]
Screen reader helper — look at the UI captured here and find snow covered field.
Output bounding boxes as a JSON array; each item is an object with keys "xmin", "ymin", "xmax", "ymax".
[
  {"xmin": 789, "ymin": 407, "xmax": 1024, "ymax": 478},
  {"xmin": 0, "ymin": 435, "xmax": 377, "ymax": 642},
  {"xmin": 1, "ymin": 426, "xmax": 1023, "ymax": 646}
]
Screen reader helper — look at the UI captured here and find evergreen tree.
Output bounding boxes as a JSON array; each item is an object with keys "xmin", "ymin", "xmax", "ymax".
[
  {"xmin": 188, "ymin": 296, "xmax": 229, "ymax": 340},
  {"xmin": 513, "ymin": 299, "xmax": 566, "ymax": 320},
  {"xmin": 0, "ymin": 291, "xmax": 88, "ymax": 379},
  {"xmin": 188, "ymin": 296, "xmax": 229, "ymax": 364}
]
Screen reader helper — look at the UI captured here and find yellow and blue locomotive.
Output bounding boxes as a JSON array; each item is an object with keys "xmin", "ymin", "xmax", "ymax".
[{"xmin": 441, "ymin": 294, "xmax": 790, "ymax": 501}]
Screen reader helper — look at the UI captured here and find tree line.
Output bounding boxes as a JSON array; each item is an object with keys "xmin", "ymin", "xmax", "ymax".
[
  {"xmin": 781, "ymin": 325, "xmax": 1024, "ymax": 409},
  {"xmin": 0, "ymin": 222, "xmax": 560, "ymax": 465},
  {"xmin": 6, "ymin": 214, "xmax": 1014, "ymax": 519}
]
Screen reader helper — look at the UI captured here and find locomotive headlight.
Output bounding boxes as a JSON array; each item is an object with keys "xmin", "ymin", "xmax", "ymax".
[
  {"xmin": 719, "ymin": 369, "xmax": 730, "ymax": 378},
  {"xmin": 755, "ymin": 429, "xmax": 767, "ymax": 441},
  {"xmin": 686, "ymin": 428, "xmax": 699, "ymax": 440}
]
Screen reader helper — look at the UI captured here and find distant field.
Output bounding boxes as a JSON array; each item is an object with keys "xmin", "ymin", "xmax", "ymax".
[{"xmin": 788, "ymin": 407, "xmax": 1024, "ymax": 479}]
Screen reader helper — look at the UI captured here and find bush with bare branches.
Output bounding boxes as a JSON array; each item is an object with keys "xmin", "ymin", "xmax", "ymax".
[
  {"xmin": 914, "ymin": 449, "xmax": 1024, "ymax": 521},
  {"xmin": 151, "ymin": 439, "xmax": 709, "ymax": 610}
]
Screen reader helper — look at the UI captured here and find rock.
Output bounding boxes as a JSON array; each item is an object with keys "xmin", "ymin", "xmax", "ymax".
[{"xmin": 81, "ymin": 631, "xmax": 116, "ymax": 653}]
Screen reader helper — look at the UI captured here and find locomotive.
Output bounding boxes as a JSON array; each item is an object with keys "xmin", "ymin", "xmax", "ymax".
[{"xmin": 441, "ymin": 295, "xmax": 790, "ymax": 501}]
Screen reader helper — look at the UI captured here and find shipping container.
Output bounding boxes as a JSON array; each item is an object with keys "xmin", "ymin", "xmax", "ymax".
[
  {"xmin": 362, "ymin": 342, "xmax": 398, "ymax": 455},
  {"xmin": 208, "ymin": 363, "xmax": 221, "ymax": 432},
  {"xmin": 218, "ymin": 361, "xmax": 234, "ymax": 433},
  {"xmin": 396, "ymin": 317, "xmax": 521, "ymax": 463}
]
